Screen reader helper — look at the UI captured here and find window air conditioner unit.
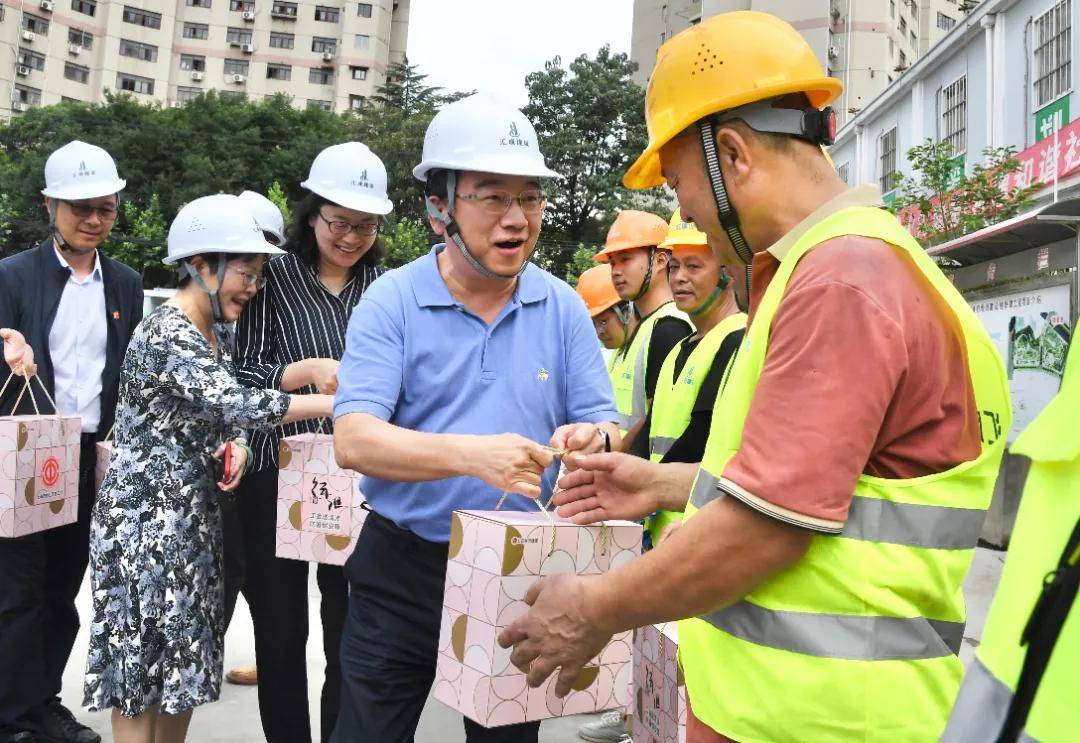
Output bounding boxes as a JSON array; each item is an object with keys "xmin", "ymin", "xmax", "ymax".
[
  {"xmin": 322, "ymin": 50, "xmax": 335, "ymax": 62},
  {"xmin": 170, "ymin": 101, "xmax": 184, "ymax": 108},
  {"xmin": 68, "ymin": 44, "xmax": 82, "ymax": 55},
  {"xmin": 16, "ymin": 65, "xmax": 30, "ymax": 77},
  {"xmin": 242, "ymin": 43, "xmax": 255, "ymax": 54},
  {"xmin": 242, "ymin": 10, "xmax": 255, "ymax": 20},
  {"xmin": 828, "ymin": 45, "xmax": 840, "ymax": 59},
  {"xmin": 191, "ymin": 70, "xmax": 205, "ymax": 81},
  {"xmin": 40, "ymin": 0, "xmax": 54, "ymax": 11},
  {"xmin": 22, "ymin": 31, "xmax": 36, "ymax": 43},
  {"xmin": 231, "ymin": 73, "xmax": 246, "ymax": 83},
  {"xmin": 12, "ymin": 101, "xmax": 25, "ymax": 112}
]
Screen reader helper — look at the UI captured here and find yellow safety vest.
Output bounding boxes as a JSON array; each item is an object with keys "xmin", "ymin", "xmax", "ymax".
[
  {"xmin": 941, "ymin": 318, "xmax": 1079, "ymax": 743},
  {"xmin": 645, "ymin": 312, "xmax": 747, "ymax": 545},
  {"xmin": 680, "ymin": 206, "xmax": 1012, "ymax": 742},
  {"xmin": 610, "ymin": 301, "xmax": 689, "ymax": 437}
]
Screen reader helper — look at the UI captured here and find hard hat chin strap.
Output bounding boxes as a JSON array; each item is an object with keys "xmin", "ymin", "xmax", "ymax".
[
  {"xmin": 426, "ymin": 170, "xmax": 536, "ymax": 282},
  {"xmin": 49, "ymin": 200, "xmax": 95, "ymax": 256},
  {"xmin": 628, "ymin": 246, "xmax": 656, "ymax": 304},
  {"xmin": 183, "ymin": 258, "xmax": 229, "ymax": 323}
]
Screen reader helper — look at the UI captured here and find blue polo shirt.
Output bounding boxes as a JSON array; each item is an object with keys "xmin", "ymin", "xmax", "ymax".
[{"xmin": 334, "ymin": 246, "xmax": 618, "ymax": 542}]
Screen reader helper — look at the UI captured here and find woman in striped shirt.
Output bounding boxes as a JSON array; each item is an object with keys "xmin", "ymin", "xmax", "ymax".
[{"xmin": 231, "ymin": 143, "xmax": 394, "ymax": 743}]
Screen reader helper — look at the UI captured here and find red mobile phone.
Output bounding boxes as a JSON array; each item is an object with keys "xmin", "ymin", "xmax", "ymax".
[{"xmin": 223, "ymin": 440, "xmax": 233, "ymax": 484}]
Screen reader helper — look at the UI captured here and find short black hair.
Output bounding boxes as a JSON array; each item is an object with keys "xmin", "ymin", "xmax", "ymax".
[
  {"xmin": 176, "ymin": 252, "xmax": 260, "ymax": 288},
  {"xmin": 286, "ymin": 192, "xmax": 385, "ymax": 275},
  {"xmin": 425, "ymin": 168, "xmax": 451, "ymax": 203}
]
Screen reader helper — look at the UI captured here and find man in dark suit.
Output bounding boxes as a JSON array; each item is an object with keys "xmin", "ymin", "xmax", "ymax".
[{"xmin": 0, "ymin": 141, "xmax": 142, "ymax": 743}]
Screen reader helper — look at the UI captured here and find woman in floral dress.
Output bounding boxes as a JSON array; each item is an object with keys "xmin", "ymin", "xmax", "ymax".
[{"xmin": 84, "ymin": 195, "xmax": 335, "ymax": 743}]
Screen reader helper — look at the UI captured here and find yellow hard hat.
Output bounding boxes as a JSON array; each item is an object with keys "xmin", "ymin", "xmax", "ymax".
[
  {"xmin": 575, "ymin": 264, "xmax": 623, "ymax": 317},
  {"xmin": 658, "ymin": 208, "xmax": 708, "ymax": 251},
  {"xmin": 593, "ymin": 210, "xmax": 669, "ymax": 262},
  {"xmin": 624, "ymin": 11, "xmax": 843, "ymax": 190}
]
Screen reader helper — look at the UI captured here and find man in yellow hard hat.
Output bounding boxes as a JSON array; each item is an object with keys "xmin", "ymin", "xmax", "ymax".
[
  {"xmin": 499, "ymin": 11, "xmax": 1011, "ymax": 742},
  {"xmin": 575, "ymin": 263, "xmax": 637, "ymax": 357},
  {"xmin": 595, "ymin": 210, "xmax": 691, "ymax": 456}
]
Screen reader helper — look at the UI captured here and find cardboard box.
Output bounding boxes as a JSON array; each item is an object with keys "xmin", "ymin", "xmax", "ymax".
[
  {"xmin": 0, "ymin": 415, "xmax": 81, "ymax": 537},
  {"xmin": 631, "ymin": 623, "xmax": 685, "ymax": 743},
  {"xmin": 433, "ymin": 509, "xmax": 642, "ymax": 727},
  {"xmin": 95, "ymin": 441, "xmax": 112, "ymax": 492},
  {"xmin": 276, "ymin": 433, "xmax": 367, "ymax": 565}
]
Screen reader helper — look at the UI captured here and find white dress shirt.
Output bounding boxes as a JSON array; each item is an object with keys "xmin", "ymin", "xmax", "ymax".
[{"xmin": 49, "ymin": 247, "xmax": 108, "ymax": 433}]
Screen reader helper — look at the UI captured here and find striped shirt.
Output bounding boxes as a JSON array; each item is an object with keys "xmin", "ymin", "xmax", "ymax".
[{"xmin": 235, "ymin": 251, "xmax": 379, "ymax": 472}]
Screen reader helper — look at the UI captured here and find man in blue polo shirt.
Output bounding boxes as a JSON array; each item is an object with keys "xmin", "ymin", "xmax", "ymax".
[{"xmin": 331, "ymin": 94, "xmax": 620, "ymax": 743}]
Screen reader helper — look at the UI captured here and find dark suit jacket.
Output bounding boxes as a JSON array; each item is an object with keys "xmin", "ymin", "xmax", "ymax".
[{"xmin": 0, "ymin": 239, "xmax": 143, "ymax": 440}]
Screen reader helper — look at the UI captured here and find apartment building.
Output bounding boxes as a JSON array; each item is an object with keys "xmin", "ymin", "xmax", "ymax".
[
  {"xmin": 629, "ymin": 0, "xmax": 980, "ymax": 126},
  {"xmin": 0, "ymin": 0, "xmax": 410, "ymax": 116}
]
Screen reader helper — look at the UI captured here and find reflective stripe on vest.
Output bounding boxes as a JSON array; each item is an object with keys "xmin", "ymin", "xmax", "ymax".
[
  {"xmin": 942, "ymin": 330, "xmax": 1080, "ymax": 743},
  {"xmin": 610, "ymin": 301, "xmax": 689, "ymax": 436},
  {"xmin": 679, "ymin": 205, "xmax": 1012, "ymax": 742}
]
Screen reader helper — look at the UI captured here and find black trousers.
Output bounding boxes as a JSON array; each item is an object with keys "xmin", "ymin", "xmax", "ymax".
[
  {"xmin": 332, "ymin": 511, "xmax": 541, "ymax": 743},
  {"xmin": 223, "ymin": 467, "xmax": 348, "ymax": 743},
  {"xmin": 0, "ymin": 437, "xmax": 96, "ymax": 729}
]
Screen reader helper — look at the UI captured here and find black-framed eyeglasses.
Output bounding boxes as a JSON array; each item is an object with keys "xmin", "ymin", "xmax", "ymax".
[
  {"xmin": 317, "ymin": 211, "xmax": 379, "ymax": 236},
  {"xmin": 229, "ymin": 266, "xmax": 266, "ymax": 290},
  {"xmin": 64, "ymin": 200, "xmax": 118, "ymax": 222},
  {"xmin": 455, "ymin": 190, "xmax": 547, "ymax": 215}
]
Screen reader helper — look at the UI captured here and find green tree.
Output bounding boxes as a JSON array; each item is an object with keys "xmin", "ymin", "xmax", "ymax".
[
  {"xmin": 104, "ymin": 194, "xmax": 168, "ymax": 281},
  {"xmin": 523, "ymin": 46, "xmax": 657, "ymax": 278},
  {"xmin": 266, "ymin": 180, "xmax": 291, "ymax": 226},
  {"xmin": 371, "ymin": 57, "xmax": 443, "ymax": 114},
  {"xmin": 381, "ymin": 217, "xmax": 432, "ymax": 268},
  {"xmin": 890, "ymin": 139, "xmax": 1039, "ymax": 246}
]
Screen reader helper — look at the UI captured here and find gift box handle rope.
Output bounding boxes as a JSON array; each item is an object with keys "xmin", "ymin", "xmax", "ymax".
[{"xmin": 2, "ymin": 371, "xmax": 61, "ymax": 419}]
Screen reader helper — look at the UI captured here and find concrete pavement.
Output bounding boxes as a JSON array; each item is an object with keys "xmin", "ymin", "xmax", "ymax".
[{"xmin": 60, "ymin": 547, "xmax": 1006, "ymax": 741}]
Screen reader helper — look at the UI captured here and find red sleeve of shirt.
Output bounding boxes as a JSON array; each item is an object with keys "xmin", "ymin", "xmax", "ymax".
[{"xmin": 720, "ymin": 241, "xmax": 909, "ymax": 532}]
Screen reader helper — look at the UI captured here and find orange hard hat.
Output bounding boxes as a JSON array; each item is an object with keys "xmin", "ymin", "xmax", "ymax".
[
  {"xmin": 576, "ymin": 264, "xmax": 623, "ymax": 317},
  {"xmin": 593, "ymin": 210, "xmax": 669, "ymax": 262}
]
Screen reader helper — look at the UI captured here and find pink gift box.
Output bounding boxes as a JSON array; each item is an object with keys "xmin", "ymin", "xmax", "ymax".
[
  {"xmin": 0, "ymin": 415, "xmax": 81, "ymax": 538},
  {"xmin": 435, "ymin": 509, "xmax": 641, "ymax": 727},
  {"xmin": 94, "ymin": 441, "xmax": 112, "ymax": 492},
  {"xmin": 631, "ymin": 623, "xmax": 685, "ymax": 743},
  {"xmin": 275, "ymin": 433, "xmax": 367, "ymax": 565}
]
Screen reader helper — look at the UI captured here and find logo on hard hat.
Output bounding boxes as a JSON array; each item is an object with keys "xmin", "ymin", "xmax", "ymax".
[
  {"xmin": 350, "ymin": 169, "xmax": 374, "ymax": 190},
  {"xmin": 73, "ymin": 160, "xmax": 96, "ymax": 179},
  {"xmin": 501, "ymin": 121, "xmax": 530, "ymax": 148}
]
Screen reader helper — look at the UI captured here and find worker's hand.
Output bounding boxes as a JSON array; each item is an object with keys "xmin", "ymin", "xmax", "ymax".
[
  {"xmin": 308, "ymin": 358, "xmax": 339, "ymax": 395},
  {"xmin": 465, "ymin": 433, "xmax": 555, "ymax": 500},
  {"xmin": 498, "ymin": 574, "xmax": 613, "ymax": 696},
  {"xmin": 551, "ymin": 452, "xmax": 661, "ymax": 524},
  {"xmin": 549, "ymin": 423, "xmax": 607, "ymax": 460},
  {"xmin": 0, "ymin": 328, "xmax": 37, "ymax": 379}
]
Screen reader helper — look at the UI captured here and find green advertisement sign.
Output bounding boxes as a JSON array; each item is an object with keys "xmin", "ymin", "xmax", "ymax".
[
  {"xmin": 1035, "ymin": 96, "xmax": 1070, "ymax": 142},
  {"xmin": 946, "ymin": 155, "xmax": 965, "ymax": 188},
  {"xmin": 882, "ymin": 189, "xmax": 897, "ymax": 207}
]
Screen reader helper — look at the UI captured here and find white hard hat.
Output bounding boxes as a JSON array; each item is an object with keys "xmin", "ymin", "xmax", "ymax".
[
  {"xmin": 165, "ymin": 194, "xmax": 287, "ymax": 265},
  {"xmin": 413, "ymin": 94, "xmax": 561, "ymax": 182},
  {"xmin": 237, "ymin": 190, "xmax": 286, "ymax": 245},
  {"xmin": 300, "ymin": 142, "xmax": 393, "ymax": 215},
  {"xmin": 41, "ymin": 140, "xmax": 126, "ymax": 200}
]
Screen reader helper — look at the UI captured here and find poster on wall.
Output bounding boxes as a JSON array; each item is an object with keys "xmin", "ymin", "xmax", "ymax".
[{"xmin": 970, "ymin": 284, "xmax": 1073, "ymax": 442}]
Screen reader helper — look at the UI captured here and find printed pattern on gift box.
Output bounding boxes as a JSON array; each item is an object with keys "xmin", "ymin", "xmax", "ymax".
[
  {"xmin": 631, "ymin": 623, "xmax": 685, "ymax": 743},
  {"xmin": 433, "ymin": 509, "xmax": 642, "ymax": 727},
  {"xmin": 0, "ymin": 415, "xmax": 81, "ymax": 538},
  {"xmin": 276, "ymin": 433, "xmax": 367, "ymax": 565},
  {"xmin": 95, "ymin": 441, "xmax": 112, "ymax": 493}
]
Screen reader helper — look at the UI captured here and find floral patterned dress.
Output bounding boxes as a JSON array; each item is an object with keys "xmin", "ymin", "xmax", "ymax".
[{"xmin": 84, "ymin": 304, "xmax": 290, "ymax": 716}]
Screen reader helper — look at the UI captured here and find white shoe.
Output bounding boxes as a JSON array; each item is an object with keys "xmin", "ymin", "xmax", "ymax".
[{"xmin": 577, "ymin": 710, "xmax": 629, "ymax": 742}]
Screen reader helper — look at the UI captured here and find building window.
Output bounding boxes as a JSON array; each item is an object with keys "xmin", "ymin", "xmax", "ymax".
[
  {"xmin": 889, "ymin": 0, "xmax": 895, "ymax": 18},
  {"xmin": 183, "ymin": 22, "xmax": 210, "ymax": 39},
  {"xmin": 879, "ymin": 127, "xmax": 898, "ymax": 193},
  {"xmin": 349, "ymin": 94, "xmax": 365, "ymax": 110},
  {"xmin": 837, "ymin": 162, "xmax": 850, "ymax": 185},
  {"xmin": 312, "ymin": 36, "xmax": 336, "ymax": 53},
  {"xmin": 307, "ymin": 99, "xmax": 332, "ymax": 111},
  {"xmin": 226, "ymin": 27, "xmax": 253, "ymax": 45},
  {"xmin": 122, "ymin": 6, "xmax": 161, "ymax": 29},
  {"xmin": 119, "ymin": 39, "xmax": 158, "ymax": 62},
  {"xmin": 23, "ymin": 13, "xmax": 50, "ymax": 34},
  {"xmin": 224, "ymin": 59, "xmax": 250, "ymax": 76},
  {"xmin": 266, "ymin": 63, "xmax": 292, "ymax": 80},
  {"xmin": 14, "ymin": 85, "xmax": 43, "ymax": 105},
  {"xmin": 899, "ymin": 50, "xmax": 907, "ymax": 67},
  {"xmin": 309, "ymin": 67, "xmax": 333, "ymax": 84},
  {"xmin": 17, "ymin": 49, "xmax": 46, "ymax": 71},
  {"xmin": 69, "ymin": 29, "xmax": 94, "ymax": 50},
  {"xmin": 117, "ymin": 73, "xmax": 154, "ymax": 95},
  {"xmin": 937, "ymin": 12, "xmax": 956, "ymax": 31},
  {"xmin": 314, "ymin": 5, "xmax": 340, "ymax": 22},
  {"xmin": 230, "ymin": 0, "xmax": 254, "ymax": 9},
  {"xmin": 899, "ymin": 16, "xmax": 907, "ymax": 34},
  {"xmin": 1033, "ymin": 0, "xmax": 1072, "ymax": 108},
  {"xmin": 358, "ymin": 2, "xmax": 372, "ymax": 17},
  {"xmin": 64, "ymin": 62, "xmax": 90, "ymax": 83},
  {"xmin": 350, "ymin": 65, "xmax": 368, "ymax": 80},
  {"xmin": 270, "ymin": 32, "xmax": 295, "ymax": 48},
  {"xmin": 186, "ymin": 0, "xmax": 212, "ymax": 7},
  {"xmin": 177, "ymin": 85, "xmax": 203, "ymax": 102},
  {"xmin": 889, "ymin": 37, "xmax": 895, "ymax": 56},
  {"xmin": 180, "ymin": 54, "xmax": 206, "ymax": 71},
  {"xmin": 910, "ymin": 30, "xmax": 917, "ymax": 47},
  {"xmin": 354, "ymin": 34, "xmax": 370, "ymax": 50},
  {"xmin": 940, "ymin": 75, "xmax": 967, "ymax": 155},
  {"xmin": 71, "ymin": 0, "xmax": 97, "ymax": 16},
  {"xmin": 910, "ymin": 3, "xmax": 918, "ymax": 21},
  {"xmin": 272, "ymin": 1, "xmax": 298, "ymax": 18}
]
